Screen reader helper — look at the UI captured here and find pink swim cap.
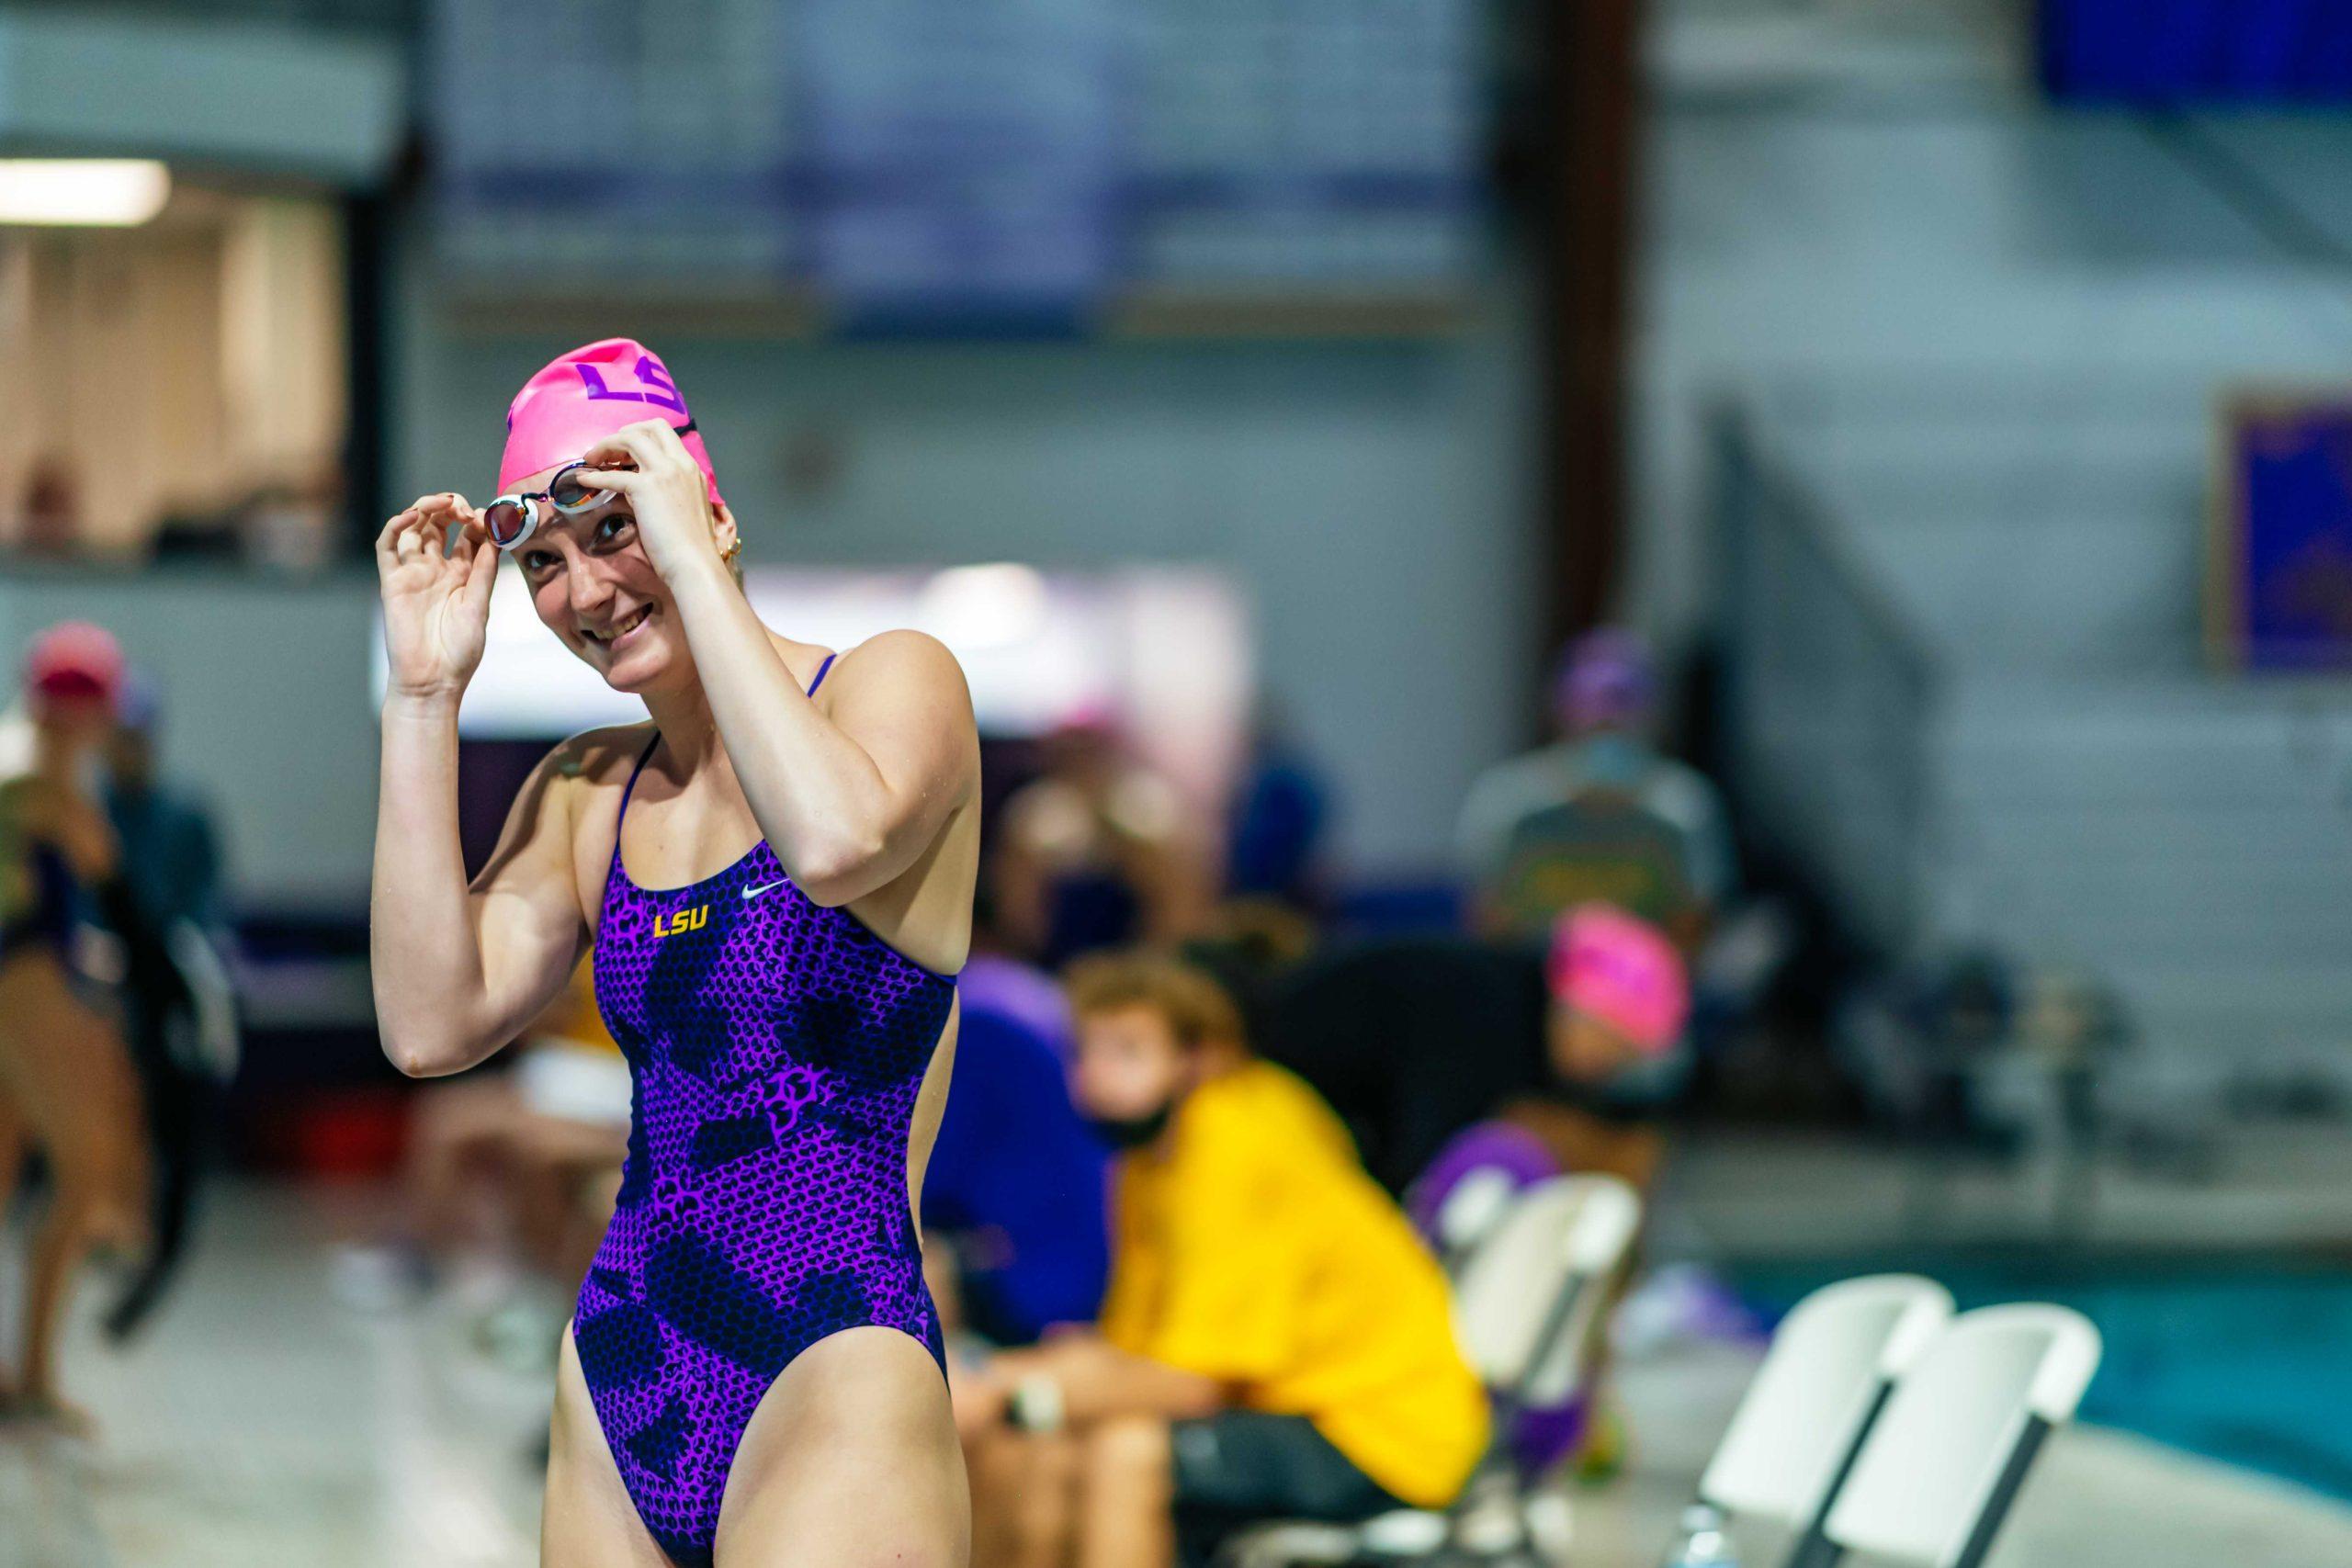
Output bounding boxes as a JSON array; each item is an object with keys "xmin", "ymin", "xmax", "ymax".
[
  {"xmin": 1545, "ymin": 903, "xmax": 1690, "ymax": 1055},
  {"xmin": 499, "ymin": 338, "xmax": 722, "ymax": 507}
]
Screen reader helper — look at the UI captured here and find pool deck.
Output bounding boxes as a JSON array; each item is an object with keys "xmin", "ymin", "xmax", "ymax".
[
  {"xmin": 4, "ymin": 1179, "xmax": 2349, "ymax": 1567},
  {"xmin": 1664, "ymin": 1121, "xmax": 2352, "ymax": 1258}
]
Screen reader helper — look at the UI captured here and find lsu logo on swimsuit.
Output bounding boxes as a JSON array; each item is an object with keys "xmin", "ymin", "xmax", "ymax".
[{"xmin": 653, "ymin": 905, "xmax": 709, "ymax": 940}]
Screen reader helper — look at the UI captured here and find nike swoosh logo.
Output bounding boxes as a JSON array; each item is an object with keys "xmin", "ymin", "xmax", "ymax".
[{"xmin": 741, "ymin": 879, "xmax": 789, "ymax": 901}]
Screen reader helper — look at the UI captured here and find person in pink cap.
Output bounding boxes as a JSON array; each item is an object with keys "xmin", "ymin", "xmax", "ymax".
[
  {"xmin": 1544, "ymin": 901, "xmax": 1691, "ymax": 1083},
  {"xmin": 0, "ymin": 623, "xmax": 152, "ymax": 1431},
  {"xmin": 371, "ymin": 340, "xmax": 981, "ymax": 1565}
]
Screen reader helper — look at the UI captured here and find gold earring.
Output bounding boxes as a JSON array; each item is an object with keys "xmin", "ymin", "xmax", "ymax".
[{"xmin": 719, "ymin": 537, "xmax": 741, "ymax": 564}]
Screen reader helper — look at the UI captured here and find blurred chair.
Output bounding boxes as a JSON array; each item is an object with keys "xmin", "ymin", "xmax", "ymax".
[
  {"xmin": 1404, "ymin": 1121, "xmax": 1565, "ymax": 1269},
  {"xmin": 1819, "ymin": 1304, "xmax": 2102, "ymax": 1568},
  {"xmin": 1428, "ymin": 1163, "xmax": 1522, "ymax": 1277},
  {"xmin": 1681, "ymin": 1274, "xmax": 1953, "ymax": 1568},
  {"xmin": 1224, "ymin": 1174, "xmax": 1645, "ymax": 1567}
]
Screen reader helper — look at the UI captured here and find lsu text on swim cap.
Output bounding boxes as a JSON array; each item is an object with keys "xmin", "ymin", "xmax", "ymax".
[{"xmin": 500, "ymin": 338, "xmax": 723, "ymax": 508}]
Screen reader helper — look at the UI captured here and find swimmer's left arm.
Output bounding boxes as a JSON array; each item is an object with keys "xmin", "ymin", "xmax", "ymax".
[
  {"xmin": 672, "ymin": 580, "xmax": 978, "ymax": 908},
  {"xmin": 577, "ymin": 419, "xmax": 978, "ymax": 905}
]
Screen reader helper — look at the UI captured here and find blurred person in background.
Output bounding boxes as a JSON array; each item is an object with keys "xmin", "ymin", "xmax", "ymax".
[
  {"xmin": 992, "ymin": 716, "xmax": 1209, "ymax": 970},
  {"xmin": 0, "ymin": 624, "xmax": 151, "ymax": 1429},
  {"xmin": 1457, "ymin": 628, "xmax": 1733, "ymax": 952},
  {"xmin": 14, "ymin": 457, "xmax": 84, "ymax": 559},
  {"xmin": 1264, "ymin": 905, "xmax": 1692, "ymax": 1200},
  {"xmin": 393, "ymin": 957, "xmax": 631, "ymax": 1320},
  {"xmin": 96, "ymin": 672, "xmax": 238, "ymax": 1344},
  {"xmin": 1508, "ymin": 902, "xmax": 1692, "ymax": 1191},
  {"xmin": 371, "ymin": 337, "xmax": 979, "ymax": 1567},
  {"xmin": 104, "ymin": 674, "xmax": 227, "ymax": 940},
  {"xmin": 920, "ymin": 885, "xmax": 1109, "ymax": 1348},
  {"xmin": 955, "ymin": 953, "xmax": 1486, "ymax": 1568},
  {"xmin": 1222, "ymin": 697, "xmax": 1330, "ymax": 915},
  {"xmin": 1400, "ymin": 908, "xmax": 1690, "ymax": 1485}
]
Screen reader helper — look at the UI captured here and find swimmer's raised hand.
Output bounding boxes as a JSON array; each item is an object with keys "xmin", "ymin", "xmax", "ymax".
[
  {"xmin": 375, "ymin": 492, "xmax": 496, "ymax": 703},
  {"xmin": 573, "ymin": 420, "xmax": 737, "ymax": 585}
]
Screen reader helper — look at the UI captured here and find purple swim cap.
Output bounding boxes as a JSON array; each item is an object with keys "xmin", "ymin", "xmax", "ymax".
[{"xmin": 1553, "ymin": 628, "xmax": 1655, "ymax": 730}]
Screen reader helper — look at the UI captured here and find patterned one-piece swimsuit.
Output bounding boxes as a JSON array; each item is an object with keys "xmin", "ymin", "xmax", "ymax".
[{"xmin": 573, "ymin": 653, "xmax": 958, "ymax": 1566}]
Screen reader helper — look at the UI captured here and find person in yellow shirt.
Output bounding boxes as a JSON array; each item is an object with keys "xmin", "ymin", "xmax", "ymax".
[{"xmin": 954, "ymin": 952, "xmax": 1488, "ymax": 1568}]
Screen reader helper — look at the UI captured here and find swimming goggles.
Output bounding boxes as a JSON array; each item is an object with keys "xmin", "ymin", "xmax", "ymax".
[{"xmin": 483, "ymin": 420, "xmax": 698, "ymax": 552}]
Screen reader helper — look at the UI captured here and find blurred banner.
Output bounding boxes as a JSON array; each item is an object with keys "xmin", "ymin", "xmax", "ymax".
[
  {"xmin": 2043, "ymin": 0, "xmax": 2352, "ymax": 101},
  {"xmin": 2211, "ymin": 392, "xmax": 2352, "ymax": 671},
  {"xmin": 429, "ymin": 0, "xmax": 1483, "ymax": 328}
]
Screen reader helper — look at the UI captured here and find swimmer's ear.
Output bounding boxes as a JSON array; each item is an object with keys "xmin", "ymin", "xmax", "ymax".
[{"xmin": 711, "ymin": 502, "xmax": 742, "ymax": 584}]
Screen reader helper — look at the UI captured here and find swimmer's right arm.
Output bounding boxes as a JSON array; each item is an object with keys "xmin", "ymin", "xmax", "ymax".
[{"xmin": 370, "ymin": 496, "xmax": 583, "ymax": 1077}]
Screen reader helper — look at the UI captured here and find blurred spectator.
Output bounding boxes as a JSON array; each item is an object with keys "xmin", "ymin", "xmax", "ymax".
[
  {"xmin": 1394, "ymin": 911, "xmax": 1688, "ymax": 1485},
  {"xmin": 237, "ymin": 464, "xmax": 343, "ymax": 573},
  {"xmin": 104, "ymin": 676, "xmax": 227, "ymax": 940},
  {"xmin": 16, "ymin": 458, "xmax": 83, "ymax": 558},
  {"xmin": 96, "ymin": 672, "xmax": 238, "ymax": 1344},
  {"xmin": 992, "ymin": 716, "xmax": 1208, "ymax": 969},
  {"xmin": 1264, "ymin": 908, "xmax": 1691, "ymax": 1199},
  {"xmin": 392, "ymin": 960, "xmax": 629, "ymax": 1301},
  {"xmin": 1457, "ymin": 628, "xmax": 1734, "ymax": 951},
  {"xmin": 956, "ymin": 953, "xmax": 1486, "ymax": 1568},
  {"xmin": 0, "ymin": 623, "xmax": 147, "ymax": 1428},
  {"xmin": 1223, "ymin": 699, "xmax": 1330, "ymax": 910},
  {"xmin": 921, "ymin": 894, "xmax": 1110, "ymax": 1346}
]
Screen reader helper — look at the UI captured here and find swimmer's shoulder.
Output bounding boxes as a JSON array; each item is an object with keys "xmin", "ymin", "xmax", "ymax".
[
  {"xmin": 821, "ymin": 629, "xmax": 968, "ymax": 703},
  {"xmin": 819, "ymin": 629, "xmax": 979, "ymax": 792},
  {"xmin": 531, "ymin": 722, "xmax": 659, "ymax": 840},
  {"xmin": 523, "ymin": 726, "xmax": 657, "ymax": 922},
  {"xmin": 548, "ymin": 720, "xmax": 658, "ymax": 784}
]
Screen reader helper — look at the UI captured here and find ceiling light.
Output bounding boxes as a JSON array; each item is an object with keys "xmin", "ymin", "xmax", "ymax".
[{"xmin": 0, "ymin": 161, "xmax": 170, "ymax": 227}]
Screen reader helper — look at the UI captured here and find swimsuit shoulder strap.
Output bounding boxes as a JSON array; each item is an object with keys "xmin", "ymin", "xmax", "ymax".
[
  {"xmin": 610, "ymin": 655, "xmax": 827, "ymax": 854},
  {"xmin": 615, "ymin": 731, "xmax": 662, "ymax": 830}
]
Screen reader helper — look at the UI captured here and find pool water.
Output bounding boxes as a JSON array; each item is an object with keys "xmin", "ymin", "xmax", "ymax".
[{"xmin": 1733, "ymin": 1258, "xmax": 2352, "ymax": 1502}]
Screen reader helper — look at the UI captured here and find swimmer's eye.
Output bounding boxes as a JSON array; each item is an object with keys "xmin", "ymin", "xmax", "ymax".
[
  {"xmin": 520, "ymin": 548, "xmax": 560, "ymax": 575},
  {"xmin": 594, "ymin": 513, "xmax": 636, "ymax": 547}
]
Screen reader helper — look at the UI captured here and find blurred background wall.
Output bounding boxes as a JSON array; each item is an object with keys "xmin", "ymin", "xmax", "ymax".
[
  {"xmin": 0, "ymin": 0, "xmax": 1549, "ymax": 895},
  {"xmin": 7, "ymin": 0, "xmax": 2352, "ymax": 1093},
  {"xmin": 1640, "ymin": 0, "xmax": 2352, "ymax": 1099}
]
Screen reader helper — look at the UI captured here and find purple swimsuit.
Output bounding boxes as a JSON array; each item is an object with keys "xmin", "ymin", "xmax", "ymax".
[{"xmin": 574, "ymin": 653, "xmax": 957, "ymax": 1565}]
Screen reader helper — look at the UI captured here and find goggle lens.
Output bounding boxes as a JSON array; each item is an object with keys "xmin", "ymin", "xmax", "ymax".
[
  {"xmin": 484, "ymin": 496, "xmax": 537, "ymax": 550},
  {"xmin": 548, "ymin": 465, "xmax": 614, "ymax": 513}
]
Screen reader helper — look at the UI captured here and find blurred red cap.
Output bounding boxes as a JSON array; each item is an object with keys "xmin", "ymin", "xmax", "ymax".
[{"xmin": 24, "ymin": 621, "xmax": 125, "ymax": 714}]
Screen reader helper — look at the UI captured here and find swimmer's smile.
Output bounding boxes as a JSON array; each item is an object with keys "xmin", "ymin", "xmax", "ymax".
[{"xmin": 584, "ymin": 604, "xmax": 657, "ymax": 652}]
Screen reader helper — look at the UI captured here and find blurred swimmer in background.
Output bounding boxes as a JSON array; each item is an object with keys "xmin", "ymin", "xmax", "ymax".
[{"xmin": 0, "ymin": 623, "xmax": 152, "ymax": 1429}]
